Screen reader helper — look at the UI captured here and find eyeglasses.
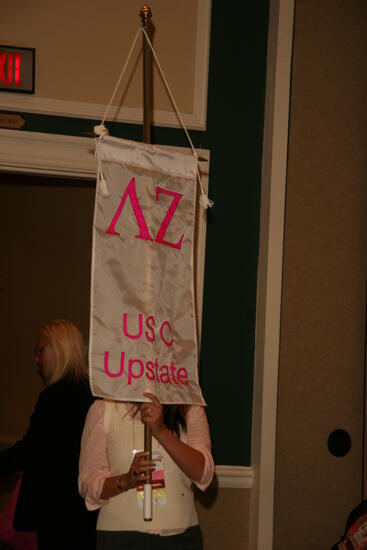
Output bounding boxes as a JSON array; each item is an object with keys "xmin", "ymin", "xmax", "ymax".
[{"xmin": 34, "ymin": 346, "xmax": 45, "ymax": 355}]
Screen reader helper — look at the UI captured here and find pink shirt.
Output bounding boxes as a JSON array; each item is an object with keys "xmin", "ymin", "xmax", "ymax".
[{"xmin": 79, "ymin": 400, "xmax": 214, "ymax": 511}]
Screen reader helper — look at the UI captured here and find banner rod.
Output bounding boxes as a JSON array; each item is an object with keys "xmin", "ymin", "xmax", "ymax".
[{"xmin": 140, "ymin": 3, "xmax": 153, "ymax": 522}]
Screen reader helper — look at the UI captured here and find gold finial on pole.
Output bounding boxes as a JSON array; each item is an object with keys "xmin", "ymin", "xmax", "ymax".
[{"xmin": 140, "ymin": 4, "xmax": 152, "ymax": 27}]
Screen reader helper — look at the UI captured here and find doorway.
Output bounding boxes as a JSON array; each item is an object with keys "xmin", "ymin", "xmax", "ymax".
[{"xmin": 0, "ymin": 172, "xmax": 95, "ymax": 445}]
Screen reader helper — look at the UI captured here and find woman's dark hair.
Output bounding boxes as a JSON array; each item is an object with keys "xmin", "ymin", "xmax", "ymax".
[{"xmin": 163, "ymin": 405, "xmax": 187, "ymax": 436}]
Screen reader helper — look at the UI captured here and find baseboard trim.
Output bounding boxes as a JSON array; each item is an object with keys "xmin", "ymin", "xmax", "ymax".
[{"xmin": 214, "ymin": 465, "xmax": 254, "ymax": 489}]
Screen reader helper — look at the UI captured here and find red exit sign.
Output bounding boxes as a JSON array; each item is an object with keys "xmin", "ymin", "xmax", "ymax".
[{"xmin": 0, "ymin": 46, "xmax": 35, "ymax": 94}]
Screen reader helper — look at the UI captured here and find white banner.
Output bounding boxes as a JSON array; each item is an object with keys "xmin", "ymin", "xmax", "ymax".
[{"xmin": 89, "ymin": 136, "xmax": 205, "ymax": 405}]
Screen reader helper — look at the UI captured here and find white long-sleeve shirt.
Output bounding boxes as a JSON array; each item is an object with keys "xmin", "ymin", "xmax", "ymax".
[{"xmin": 79, "ymin": 400, "xmax": 214, "ymax": 514}]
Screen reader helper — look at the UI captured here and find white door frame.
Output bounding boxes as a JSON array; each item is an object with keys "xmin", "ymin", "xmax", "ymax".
[{"xmin": 250, "ymin": 1, "xmax": 295, "ymax": 549}]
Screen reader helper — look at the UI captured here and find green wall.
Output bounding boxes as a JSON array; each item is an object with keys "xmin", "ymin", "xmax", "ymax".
[
  {"xmin": 3, "ymin": 1, "xmax": 270, "ymax": 466},
  {"xmin": 196, "ymin": 1, "xmax": 270, "ymax": 466}
]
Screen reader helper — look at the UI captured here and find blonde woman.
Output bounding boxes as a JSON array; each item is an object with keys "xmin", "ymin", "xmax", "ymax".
[{"xmin": 0, "ymin": 319, "xmax": 97, "ymax": 550}]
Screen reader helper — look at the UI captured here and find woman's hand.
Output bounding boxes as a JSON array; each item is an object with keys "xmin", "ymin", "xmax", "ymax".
[
  {"xmin": 140, "ymin": 392, "xmax": 166, "ymax": 438},
  {"xmin": 101, "ymin": 451, "xmax": 155, "ymax": 499},
  {"xmin": 140, "ymin": 395, "xmax": 206, "ymax": 485},
  {"xmin": 124, "ymin": 450, "xmax": 155, "ymax": 489}
]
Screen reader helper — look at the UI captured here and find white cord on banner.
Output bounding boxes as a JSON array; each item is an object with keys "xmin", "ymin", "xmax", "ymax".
[
  {"xmin": 141, "ymin": 28, "xmax": 213, "ymax": 209},
  {"xmin": 100, "ymin": 27, "xmax": 142, "ymax": 134},
  {"xmin": 94, "ymin": 26, "xmax": 213, "ymax": 208}
]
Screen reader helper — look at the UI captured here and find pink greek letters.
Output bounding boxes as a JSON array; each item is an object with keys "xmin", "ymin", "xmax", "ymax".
[
  {"xmin": 155, "ymin": 187, "xmax": 184, "ymax": 250},
  {"xmin": 105, "ymin": 177, "xmax": 184, "ymax": 250},
  {"xmin": 106, "ymin": 177, "xmax": 153, "ymax": 241}
]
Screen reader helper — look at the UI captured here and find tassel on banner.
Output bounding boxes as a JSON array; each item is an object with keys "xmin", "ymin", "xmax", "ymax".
[
  {"xmin": 98, "ymin": 168, "xmax": 110, "ymax": 198},
  {"xmin": 199, "ymin": 193, "xmax": 214, "ymax": 209},
  {"xmin": 94, "ymin": 124, "xmax": 110, "ymax": 198},
  {"xmin": 95, "ymin": 153, "xmax": 110, "ymax": 198},
  {"xmin": 195, "ymin": 159, "xmax": 214, "ymax": 209}
]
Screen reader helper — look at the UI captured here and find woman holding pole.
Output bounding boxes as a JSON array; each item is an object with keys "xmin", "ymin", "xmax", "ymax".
[{"xmin": 78, "ymin": 392, "xmax": 214, "ymax": 549}]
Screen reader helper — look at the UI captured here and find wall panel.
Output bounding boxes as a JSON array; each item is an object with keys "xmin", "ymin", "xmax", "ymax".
[{"xmin": 274, "ymin": 2, "xmax": 367, "ymax": 547}]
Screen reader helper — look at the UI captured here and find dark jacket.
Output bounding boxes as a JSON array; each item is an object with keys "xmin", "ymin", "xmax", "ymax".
[{"xmin": 0, "ymin": 376, "xmax": 97, "ymax": 537}]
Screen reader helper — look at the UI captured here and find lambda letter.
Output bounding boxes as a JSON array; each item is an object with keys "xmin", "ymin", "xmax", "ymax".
[
  {"xmin": 155, "ymin": 187, "xmax": 184, "ymax": 250},
  {"xmin": 106, "ymin": 177, "xmax": 153, "ymax": 242}
]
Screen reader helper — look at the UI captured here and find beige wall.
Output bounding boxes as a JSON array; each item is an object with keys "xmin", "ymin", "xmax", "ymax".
[
  {"xmin": 274, "ymin": 1, "xmax": 367, "ymax": 548},
  {"xmin": 196, "ymin": 487, "xmax": 250, "ymax": 550},
  {"xmin": 1, "ymin": 0, "xmax": 195, "ymax": 110},
  {"xmin": 0, "ymin": 0, "xmax": 211, "ymax": 128}
]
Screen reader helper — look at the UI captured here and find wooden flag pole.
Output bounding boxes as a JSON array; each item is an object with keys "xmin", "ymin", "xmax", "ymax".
[
  {"xmin": 140, "ymin": 3, "xmax": 153, "ymax": 522},
  {"xmin": 141, "ymin": 4, "xmax": 153, "ymax": 144}
]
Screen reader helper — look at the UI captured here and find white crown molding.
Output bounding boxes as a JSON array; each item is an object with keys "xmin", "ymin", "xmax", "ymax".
[
  {"xmin": 0, "ymin": 128, "xmax": 210, "ymax": 178},
  {"xmin": 0, "ymin": 0, "xmax": 211, "ymax": 131},
  {"xmin": 0, "ymin": 128, "xmax": 96, "ymax": 178}
]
